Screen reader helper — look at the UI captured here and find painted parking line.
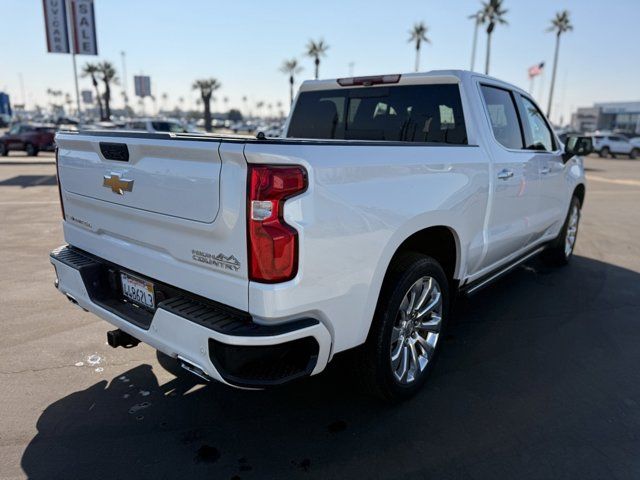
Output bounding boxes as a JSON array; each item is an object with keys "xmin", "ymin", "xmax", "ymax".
[{"xmin": 586, "ymin": 174, "xmax": 640, "ymax": 187}]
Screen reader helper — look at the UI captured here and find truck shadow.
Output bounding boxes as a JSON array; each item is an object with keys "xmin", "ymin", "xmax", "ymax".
[{"xmin": 21, "ymin": 255, "xmax": 640, "ymax": 479}]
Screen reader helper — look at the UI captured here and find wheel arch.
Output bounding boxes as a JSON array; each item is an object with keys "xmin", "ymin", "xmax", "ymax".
[{"xmin": 356, "ymin": 224, "xmax": 462, "ymax": 347}]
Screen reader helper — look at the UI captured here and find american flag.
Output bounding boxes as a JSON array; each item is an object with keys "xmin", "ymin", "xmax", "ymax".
[{"xmin": 528, "ymin": 62, "xmax": 545, "ymax": 78}]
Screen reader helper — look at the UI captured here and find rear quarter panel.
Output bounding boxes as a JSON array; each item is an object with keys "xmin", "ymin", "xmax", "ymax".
[{"xmin": 244, "ymin": 142, "xmax": 489, "ymax": 353}]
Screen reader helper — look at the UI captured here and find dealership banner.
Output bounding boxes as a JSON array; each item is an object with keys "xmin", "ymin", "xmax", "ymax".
[
  {"xmin": 71, "ymin": 0, "xmax": 98, "ymax": 55},
  {"xmin": 42, "ymin": 0, "xmax": 70, "ymax": 53},
  {"xmin": 134, "ymin": 76, "xmax": 152, "ymax": 98}
]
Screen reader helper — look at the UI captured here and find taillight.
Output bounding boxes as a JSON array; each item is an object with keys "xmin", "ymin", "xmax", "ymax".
[
  {"xmin": 55, "ymin": 147, "xmax": 65, "ymax": 220},
  {"xmin": 247, "ymin": 165, "xmax": 307, "ymax": 283}
]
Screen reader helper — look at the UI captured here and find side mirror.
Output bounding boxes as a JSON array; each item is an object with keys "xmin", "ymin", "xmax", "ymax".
[{"xmin": 563, "ymin": 136, "xmax": 593, "ymax": 162}]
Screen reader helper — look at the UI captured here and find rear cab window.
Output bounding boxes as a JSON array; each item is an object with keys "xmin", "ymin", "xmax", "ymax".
[{"xmin": 287, "ymin": 84, "xmax": 468, "ymax": 144}]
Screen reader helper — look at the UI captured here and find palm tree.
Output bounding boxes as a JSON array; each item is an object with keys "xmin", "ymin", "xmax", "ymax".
[
  {"xmin": 306, "ymin": 39, "xmax": 329, "ymax": 80},
  {"xmin": 481, "ymin": 0, "xmax": 508, "ymax": 75},
  {"xmin": 81, "ymin": 62, "xmax": 104, "ymax": 120},
  {"xmin": 192, "ymin": 78, "xmax": 221, "ymax": 132},
  {"xmin": 97, "ymin": 61, "xmax": 118, "ymax": 120},
  {"xmin": 468, "ymin": 9, "xmax": 485, "ymax": 71},
  {"xmin": 408, "ymin": 22, "xmax": 430, "ymax": 72},
  {"xmin": 280, "ymin": 58, "xmax": 303, "ymax": 105},
  {"xmin": 546, "ymin": 10, "xmax": 573, "ymax": 118}
]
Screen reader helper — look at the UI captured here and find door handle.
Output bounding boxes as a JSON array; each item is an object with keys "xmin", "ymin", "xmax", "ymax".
[
  {"xmin": 540, "ymin": 166, "xmax": 550, "ymax": 175},
  {"xmin": 497, "ymin": 168, "xmax": 514, "ymax": 180}
]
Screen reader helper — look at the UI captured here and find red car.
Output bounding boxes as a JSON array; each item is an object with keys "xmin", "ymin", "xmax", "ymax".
[{"xmin": 0, "ymin": 124, "xmax": 56, "ymax": 156}]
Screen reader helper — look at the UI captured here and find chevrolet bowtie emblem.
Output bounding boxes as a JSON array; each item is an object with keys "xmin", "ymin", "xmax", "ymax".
[{"xmin": 103, "ymin": 173, "xmax": 134, "ymax": 195}]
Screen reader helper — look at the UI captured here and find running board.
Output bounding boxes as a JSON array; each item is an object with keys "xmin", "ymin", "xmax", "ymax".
[{"xmin": 461, "ymin": 246, "xmax": 546, "ymax": 296}]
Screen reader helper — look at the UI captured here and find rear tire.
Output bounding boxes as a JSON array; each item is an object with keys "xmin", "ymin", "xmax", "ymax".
[
  {"xmin": 599, "ymin": 147, "xmax": 610, "ymax": 158},
  {"xmin": 630, "ymin": 148, "xmax": 639, "ymax": 160},
  {"xmin": 0, "ymin": 143, "xmax": 7, "ymax": 156},
  {"xmin": 355, "ymin": 252, "xmax": 449, "ymax": 402},
  {"xmin": 25, "ymin": 143, "xmax": 38, "ymax": 156},
  {"xmin": 542, "ymin": 196, "xmax": 581, "ymax": 266}
]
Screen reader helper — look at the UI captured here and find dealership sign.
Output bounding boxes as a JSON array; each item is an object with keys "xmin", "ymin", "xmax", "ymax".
[
  {"xmin": 42, "ymin": 0, "xmax": 97, "ymax": 55},
  {"xmin": 81, "ymin": 90, "xmax": 93, "ymax": 104},
  {"xmin": 42, "ymin": 0, "xmax": 70, "ymax": 53}
]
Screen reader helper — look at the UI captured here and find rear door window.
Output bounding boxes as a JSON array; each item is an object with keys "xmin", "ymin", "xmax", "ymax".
[
  {"xmin": 288, "ymin": 84, "xmax": 467, "ymax": 144},
  {"xmin": 480, "ymin": 85, "xmax": 523, "ymax": 150}
]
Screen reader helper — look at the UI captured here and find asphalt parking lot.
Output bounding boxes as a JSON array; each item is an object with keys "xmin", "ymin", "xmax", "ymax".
[{"xmin": 1, "ymin": 152, "xmax": 639, "ymax": 479}]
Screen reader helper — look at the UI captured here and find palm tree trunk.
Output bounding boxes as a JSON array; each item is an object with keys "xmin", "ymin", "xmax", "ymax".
[
  {"xmin": 289, "ymin": 76, "xmax": 294, "ymax": 105},
  {"xmin": 415, "ymin": 39, "xmax": 421, "ymax": 72},
  {"xmin": 103, "ymin": 82, "xmax": 111, "ymax": 120},
  {"xmin": 470, "ymin": 22, "xmax": 479, "ymax": 71},
  {"xmin": 547, "ymin": 33, "xmax": 561, "ymax": 118},
  {"xmin": 485, "ymin": 31, "xmax": 492, "ymax": 75},
  {"xmin": 203, "ymin": 94, "xmax": 212, "ymax": 132},
  {"xmin": 91, "ymin": 76, "xmax": 104, "ymax": 120},
  {"xmin": 314, "ymin": 58, "xmax": 320, "ymax": 80}
]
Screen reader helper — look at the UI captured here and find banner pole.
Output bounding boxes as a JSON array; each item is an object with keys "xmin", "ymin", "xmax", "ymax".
[{"xmin": 66, "ymin": 0, "xmax": 82, "ymax": 119}]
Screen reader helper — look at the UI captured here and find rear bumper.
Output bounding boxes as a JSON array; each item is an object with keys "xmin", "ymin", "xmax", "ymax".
[{"xmin": 50, "ymin": 245, "xmax": 331, "ymax": 388}]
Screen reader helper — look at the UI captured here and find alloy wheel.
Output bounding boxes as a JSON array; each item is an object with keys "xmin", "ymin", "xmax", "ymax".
[
  {"xmin": 564, "ymin": 204, "xmax": 580, "ymax": 258},
  {"xmin": 390, "ymin": 276, "xmax": 442, "ymax": 384}
]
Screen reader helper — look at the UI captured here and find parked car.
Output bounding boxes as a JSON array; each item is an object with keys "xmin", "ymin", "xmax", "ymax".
[
  {"xmin": 260, "ymin": 125, "xmax": 283, "ymax": 138},
  {"xmin": 125, "ymin": 119, "xmax": 188, "ymax": 133},
  {"xmin": 0, "ymin": 123, "xmax": 56, "ymax": 156},
  {"xmin": 592, "ymin": 134, "xmax": 639, "ymax": 159},
  {"xmin": 51, "ymin": 70, "xmax": 590, "ymax": 401},
  {"xmin": 230, "ymin": 122, "xmax": 257, "ymax": 134},
  {"xmin": 630, "ymin": 137, "xmax": 640, "ymax": 147}
]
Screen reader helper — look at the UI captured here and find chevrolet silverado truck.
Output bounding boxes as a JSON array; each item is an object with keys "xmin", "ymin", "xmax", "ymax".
[{"xmin": 50, "ymin": 70, "xmax": 592, "ymax": 400}]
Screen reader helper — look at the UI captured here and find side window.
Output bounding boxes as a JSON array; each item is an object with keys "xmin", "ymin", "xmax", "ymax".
[
  {"xmin": 480, "ymin": 85, "xmax": 523, "ymax": 149},
  {"xmin": 519, "ymin": 95, "xmax": 555, "ymax": 151}
]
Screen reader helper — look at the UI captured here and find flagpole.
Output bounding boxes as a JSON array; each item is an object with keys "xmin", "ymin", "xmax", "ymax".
[
  {"xmin": 529, "ymin": 76, "xmax": 534, "ymax": 95},
  {"xmin": 65, "ymin": 0, "xmax": 82, "ymax": 119}
]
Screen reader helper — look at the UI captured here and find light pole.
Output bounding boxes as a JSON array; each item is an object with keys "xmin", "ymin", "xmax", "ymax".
[
  {"xmin": 121, "ymin": 51, "xmax": 129, "ymax": 108},
  {"xmin": 65, "ymin": 0, "xmax": 81, "ymax": 118}
]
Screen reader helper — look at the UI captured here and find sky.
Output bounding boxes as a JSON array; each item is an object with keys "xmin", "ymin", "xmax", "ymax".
[{"xmin": 1, "ymin": 0, "xmax": 639, "ymax": 124}]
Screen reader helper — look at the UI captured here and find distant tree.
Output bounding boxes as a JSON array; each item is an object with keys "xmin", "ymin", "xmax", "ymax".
[
  {"xmin": 546, "ymin": 10, "xmax": 573, "ymax": 118},
  {"xmin": 306, "ymin": 39, "xmax": 329, "ymax": 80},
  {"xmin": 408, "ymin": 22, "xmax": 430, "ymax": 72},
  {"xmin": 280, "ymin": 58, "xmax": 303, "ymax": 105},
  {"xmin": 81, "ymin": 62, "xmax": 104, "ymax": 120},
  {"xmin": 192, "ymin": 78, "xmax": 221, "ymax": 132},
  {"xmin": 481, "ymin": 0, "xmax": 508, "ymax": 75},
  {"xmin": 468, "ymin": 8, "xmax": 484, "ymax": 71},
  {"xmin": 97, "ymin": 61, "xmax": 119, "ymax": 119},
  {"xmin": 227, "ymin": 108, "xmax": 243, "ymax": 122}
]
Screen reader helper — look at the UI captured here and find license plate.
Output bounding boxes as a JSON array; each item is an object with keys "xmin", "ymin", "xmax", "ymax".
[{"xmin": 120, "ymin": 272, "xmax": 155, "ymax": 309}]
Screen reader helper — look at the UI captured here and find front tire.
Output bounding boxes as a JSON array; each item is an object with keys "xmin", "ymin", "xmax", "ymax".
[
  {"xmin": 356, "ymin": 253, "xmax": 449, "ymax": 402},
  {"xmin": 630, "ymin": 148, "xmax": 639, "ymax": 160},
  {"xmin": 543, "ymin": 195, "xmax": 581, "ymax": 266},
  {"xmin": 0, "ymin": 143, "xmax": 7, "ymax": 156}
]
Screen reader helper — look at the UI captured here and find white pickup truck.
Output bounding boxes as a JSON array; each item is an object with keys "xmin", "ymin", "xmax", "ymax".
[{"xmin": 51, "ymin": 70, "xmax": 592, "ymax": 400}]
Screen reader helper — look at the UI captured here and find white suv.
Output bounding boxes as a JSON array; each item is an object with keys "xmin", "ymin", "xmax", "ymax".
[{"xmin": 592, "ymin": 134, "xmax": 639, "ymax": 159}]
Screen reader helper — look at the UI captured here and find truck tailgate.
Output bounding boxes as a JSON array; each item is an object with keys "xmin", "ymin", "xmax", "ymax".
[{"xmin": 55, "ymin": 133, "xmax": 249, "ymax": 310}]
